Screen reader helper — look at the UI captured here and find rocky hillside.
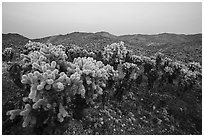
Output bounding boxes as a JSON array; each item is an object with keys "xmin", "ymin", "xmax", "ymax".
[
  {"xmin": 2, "ymin": 32, "xmax": 202, "ymax": 63},
  {"xmin": 2, "ymin": 33, "xmax": 29, "ymax": 52}
]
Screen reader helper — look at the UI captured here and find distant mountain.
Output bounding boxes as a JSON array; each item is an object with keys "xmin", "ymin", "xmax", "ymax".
[
  {"xmin": 2, "ymin": 32, "xmax": 202, "ymax": 63},
  {"xmin": 95, "ymin": 31, "xmax": 118, "ymax": 39},
  {"xmin": 118, "ymin": 33, "xmax": 202, "ymax": 63},
  {"xmin": 33, "ymin": 31, "xmax": 120, "ymax": 50}
]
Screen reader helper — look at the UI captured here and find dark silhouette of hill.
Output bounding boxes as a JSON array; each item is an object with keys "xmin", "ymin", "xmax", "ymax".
[{"xmin": 2, "ymin": 32, "xmax": 202, "ymax": 63}]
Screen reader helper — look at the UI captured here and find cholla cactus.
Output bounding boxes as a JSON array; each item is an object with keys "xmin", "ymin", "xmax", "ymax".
[
  {"xmin": 164, "ymin": 66, "xmax": 174, "ymax": 75},
  {"xmin": 6, "ymin": 109, "xmax": 21, "ymax": 120},
  {"xmin": 7, "ymin": 42, "xmax": 117, "ymax": 127},
  {"xmin": 116, "ymin": 62, "xmax": 139, "ymax": 80},
  {"xmin": 21, "ymin": 60, "xmax": 71, "ymax": 102},
  {"xmin": 188, "ymin": 61, "xmax": 202, "ymax": 72},
  {"xmin": 24, "ymin": 41, "xmax": 45, "ymax": 52},
  {"xmin": 142, "ymin": 56, "xmax": 156, "ymax": 66},
  {"xmin": 32, "ymin": 98, "xmax": 47, "ymax": 109},
  {"xmin": 131, "ymin": 55, "xmax": 143, "ymax": 65},
  {"xmin": 171, "ymin": 61, "xmax": 186, "ymax": 71},
  {"xmin": 66, "ymin": 45, "xmax": 97, "ymax": 62},
  {"xmin": 7, "ymin": 104, "xmax": 36, "ymax": 127},
  {"xmin": 155, "ymin": 52, "xmax": 164, "ymax": 70},
  {"xmin": 40, "ymin": 43, "xmax": 67, "ymax": 61},
  {"xmin": 57, "ymin": 103, "xmax": 69, "ymax": 122},
  {"xmin": 73, "ymin": 57, "xmax": 114, "ymax": 78},
  {"xmin": 102, "ymin": 42, "xmax": 130, "ymax": 66},
  {"xmin": 20, "ymin": 104, "xmax": 37, "ymax": 127},
  {"xmin": 71, "ymin": 57, "xmax": 116, "ymax": 98},
  {"xmin": 3, "ymin": 47, "xmax": 14, "ymax": 62},
  {"xmin": 20, "ymin": 42, "xmax": 67, "ymax": 68}
]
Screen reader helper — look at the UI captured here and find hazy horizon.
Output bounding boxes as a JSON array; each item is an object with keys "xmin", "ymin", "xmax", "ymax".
[
  {"xmin": 2, "ymin": 31, "xmax": 203, "ymax": 40},
  {"xmin": 3, "ymin": 2, "xmax": 202, "ymax": 39}
]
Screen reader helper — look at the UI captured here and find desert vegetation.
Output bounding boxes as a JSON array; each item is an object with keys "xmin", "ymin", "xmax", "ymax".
[{"xmin": 2, "ymin": 36, "xmax": 202, "ymax": 135}]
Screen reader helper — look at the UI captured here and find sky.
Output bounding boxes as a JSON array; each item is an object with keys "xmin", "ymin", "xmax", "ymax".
[{"xmin": 2, "ymin": 2, "xmax": 202, "ymax": 39}]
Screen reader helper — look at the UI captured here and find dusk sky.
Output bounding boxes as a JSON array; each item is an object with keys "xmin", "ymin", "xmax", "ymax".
[{"xmin": 2, "ymin": 2, "xmax": 202, "ymax": 39}]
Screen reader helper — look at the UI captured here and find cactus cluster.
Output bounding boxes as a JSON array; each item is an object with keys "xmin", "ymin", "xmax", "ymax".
[
  {"xmin": 3, "ymin": 47, "xmax": 14, "ymax": 61},
  {"xmin": 6, "ymin": 41, "xmax": 201, "ymax": 132},
  {"xmin": 7, "ymin": 42, "xmax": 117, "ymax": 126},
  {"xmin": 102, "ymin": 41, "xmax": 130, "ymax": 64}
]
